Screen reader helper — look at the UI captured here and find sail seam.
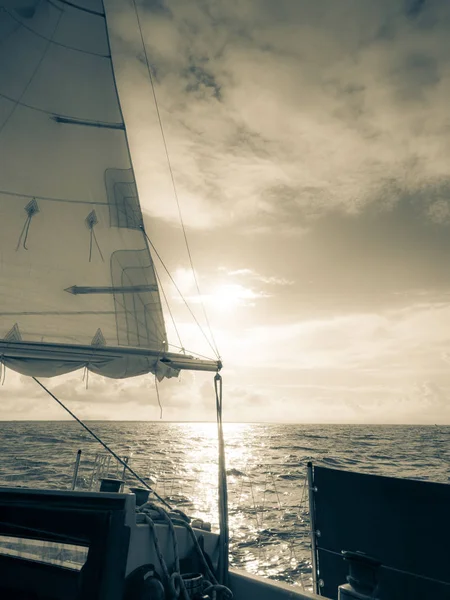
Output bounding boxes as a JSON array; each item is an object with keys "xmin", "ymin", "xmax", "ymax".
[
  {"xmin": 113, "ymin": 297, "xmax": 159, "ymax": 344},
  {"xmin": 111, "ymin": 250, "xmax": 165, "ymax": 348},
  {"xmin": 119, "ymin": 259, "xmax": 165, "ymax": 347},
  {"xmin": 2, "ymin": 6, "xmax": 110, "ymax": 58},
  {"xmin": 0, "ymin": 9, "xmax": 63, "ymax": 139},
  {"xmin": 53, "ymin": 0, "xmax": 105, "ymax": 18},
  {"xmin": 0, "ymin": 91, "xmax": 125, "ymax": 129},
  {"xmin": 0, "ymin": 188, "xmax": 109, "ymax": 206},
  {"xmin": 125, "ymin": 267, "xmax": 164, "ymax": 346},
  {"xmin": 0, "ymin": 311, "xmax": 119, "ymax": 316}
]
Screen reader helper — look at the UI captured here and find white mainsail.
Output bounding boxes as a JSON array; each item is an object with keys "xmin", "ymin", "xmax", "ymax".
[{"xmin": 0, "ymin": 0, "xmax": 219, "ymax": 378}]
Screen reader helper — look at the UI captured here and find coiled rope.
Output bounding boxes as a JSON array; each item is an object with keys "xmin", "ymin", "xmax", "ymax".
[{"xmin": 139, "ymin": 501, "xmax": 233, "ymax": 600}]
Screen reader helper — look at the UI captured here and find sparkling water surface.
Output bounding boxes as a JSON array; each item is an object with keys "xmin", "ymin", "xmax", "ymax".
[{"xmin": 0, "ymin": 422, "xmax": 449, "ymax": 589}]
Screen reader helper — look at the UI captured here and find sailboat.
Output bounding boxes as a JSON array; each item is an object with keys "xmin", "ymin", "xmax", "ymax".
[{"xmin": 1, "ymin": 0, "xmax": 450, "ymax": 599}]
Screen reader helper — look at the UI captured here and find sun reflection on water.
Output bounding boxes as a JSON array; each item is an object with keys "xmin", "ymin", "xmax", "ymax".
[{"xmin": 146, "ymin": 422, "xmax": 313, "ymax": 589}]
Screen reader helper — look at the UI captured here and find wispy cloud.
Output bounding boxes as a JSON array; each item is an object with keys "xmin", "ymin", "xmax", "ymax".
[{"xmin": 220, "ymin": 266, "xmax": 294, "ymax": 286}]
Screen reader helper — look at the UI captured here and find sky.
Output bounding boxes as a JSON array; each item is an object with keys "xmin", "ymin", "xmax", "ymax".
[{"xmin": 3, "ymin": 0, "xmax": 450, "ymax": 423}]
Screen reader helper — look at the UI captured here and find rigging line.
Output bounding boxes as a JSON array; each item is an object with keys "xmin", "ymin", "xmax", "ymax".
[
  {"xmin": 2, "ymin": 6, "xmax": 110, "ymax": 57},
  {"xmin": 154, "ymin": 266, "xmax": 184, "ymax": 352},
  {"xmin": 32, "ymin": 377, "xmax": 174, "ymax": 512},
  {"xmin": 0, "ymin": 9, "xmax": 64, "ymax": 139},
  {"xmin": 131, "ymin": 0, "xmax": 220, "ymax": 360},
  {"xmin": 141, "ymin": 227, "xmax": 219, "ymax": 359},
  {"xmin": 0, "ymin": 91, "xmax": 124, "ymax": 129}
]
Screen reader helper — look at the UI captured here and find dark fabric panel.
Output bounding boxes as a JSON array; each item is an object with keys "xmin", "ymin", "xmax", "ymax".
[
  {"xmin": 0, "ymin": 488, "xmax": 130, "ymax": 600},
  {"xmin": 312, "ymin": 466, "xmax": 450, "ymax": 599}
]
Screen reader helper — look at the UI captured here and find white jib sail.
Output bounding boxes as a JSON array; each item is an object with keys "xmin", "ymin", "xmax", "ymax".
[{"xmin": 0, "ymin": 0, "xmax": 181, "ymax": 379}]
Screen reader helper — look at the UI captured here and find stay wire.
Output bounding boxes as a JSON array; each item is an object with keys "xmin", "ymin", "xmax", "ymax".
[
  {"xmin": 141, "ymin": 227, "xmax": 219, "ymax": 360},
  {"xmin": 32, "ymin": 377, "xmax": 173, "ymax": 511},
  {"xmin": 132, "ymin": 0, "xmax": 220, "ymax": 360},
  {"xmin": 154, "ymin": 265, "xmax": 184, "ymax": 352}
]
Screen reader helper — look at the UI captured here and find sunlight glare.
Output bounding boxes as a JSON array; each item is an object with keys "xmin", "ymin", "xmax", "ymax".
[{"xmin": 209, "ymin": 284, "xmax": 264, "ymax": 313}]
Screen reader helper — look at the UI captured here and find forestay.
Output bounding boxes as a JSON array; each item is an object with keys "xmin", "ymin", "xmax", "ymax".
[{"xmin": 0, "ymin": 0, "xmax": 218, "ymax": 379}]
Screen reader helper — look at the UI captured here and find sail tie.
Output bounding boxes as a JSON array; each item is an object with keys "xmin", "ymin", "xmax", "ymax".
[
  {"xmin": 16, "ymin": 198, "xmax": 39, "ymax": 251},
  {"xmin": 0, "ymin": 356, "xmax": 5, "ymax": 386},
  {"xmin": 82, "ymin": 365, "xmax": 90, "ymax": 389},
  {"xmin": 85, "ymin": 210, "xmax": 104, "ymax": 262},
  {"xmin": 154, "ymin": 372, "xmax": 163, "ymax": 419}
]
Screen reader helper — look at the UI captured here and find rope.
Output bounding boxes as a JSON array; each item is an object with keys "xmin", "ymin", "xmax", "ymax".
[
  {"xmin": 140, "ymin": 502, "xmax": 233, "ymax": 599},
  {"xmin": 131, "ymin": 0, "xmax": 220, "ymax": 360},
  {"xmin": 141, "ymin": 511, "xmax": 189, "ymax": 600},
  {"xmin": 215, "ymin": 373, "xmax": 229, "ymax": 586},
  {"xmin": 88, "ymin": 227, "xmax": 104, "ymax": 262},
  {"xmin": 170, "ymin": 517, "xmax": 218, "ymax": 585},
  {"xmin": 32, "ymin": 377, "xmax": 173, "ymax": 511},
  {"xmin": 15, "ymin": 213, "xmax": 33, "ymax": 250}
]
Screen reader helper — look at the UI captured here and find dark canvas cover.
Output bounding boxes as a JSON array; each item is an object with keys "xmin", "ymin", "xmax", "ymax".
[{"xmin": 312, "ymin": 466, "xmax": 450, "ymax": 599}]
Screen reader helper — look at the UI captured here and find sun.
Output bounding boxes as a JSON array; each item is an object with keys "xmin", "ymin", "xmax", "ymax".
[{"xmin": 207, "ymin": 283, "xmax": 262, "ymax": 313}]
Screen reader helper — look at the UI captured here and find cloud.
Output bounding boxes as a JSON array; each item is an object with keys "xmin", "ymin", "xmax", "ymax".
[
  {"xmin": 107, "ymin": 0, "xmax": 450, "ymax": 232},
  {"xmin": 222, "ymin": 267, "xmax": 294, "ymax": 286}
]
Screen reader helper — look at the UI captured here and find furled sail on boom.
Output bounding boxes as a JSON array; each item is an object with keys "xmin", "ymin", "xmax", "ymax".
[{"xmin": 0, "ymin": 0, "xmax": 220, "ymax": 378}]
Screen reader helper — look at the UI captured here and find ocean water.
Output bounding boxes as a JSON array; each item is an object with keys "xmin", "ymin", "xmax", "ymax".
[{"xmin": 0, "ymin": 422, "xmax": 449, "ymax": 589}]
